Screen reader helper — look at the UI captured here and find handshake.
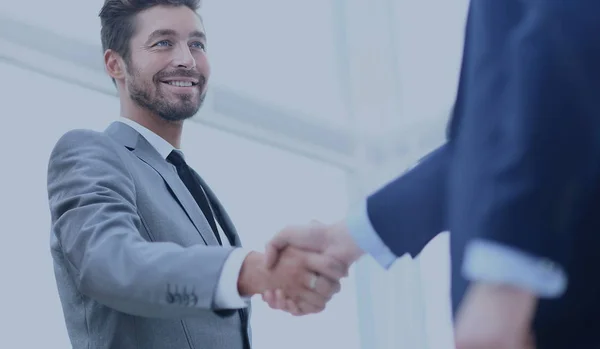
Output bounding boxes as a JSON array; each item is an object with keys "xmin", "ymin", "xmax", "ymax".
[{"xmin": 236, "ymin": 220, "xmax": 365, "ymax": 316}]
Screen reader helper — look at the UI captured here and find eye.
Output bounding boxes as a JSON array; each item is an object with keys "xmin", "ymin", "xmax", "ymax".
[
  {"xmin": 154, "ymin": 40, "xmax": 172, "ymax": 47},
  {"xmin": 190, "ymin": 41, "xmax": 206, "ymax": 51}
]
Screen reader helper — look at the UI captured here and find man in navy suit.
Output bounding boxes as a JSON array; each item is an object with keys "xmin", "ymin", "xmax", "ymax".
[{"xmin": 263, "ymin": 1, "xmax": 600, "ymax": 348}]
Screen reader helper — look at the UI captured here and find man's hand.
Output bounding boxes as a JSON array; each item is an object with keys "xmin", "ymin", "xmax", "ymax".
[
  {"xmin": 265, "ymin": 220, "xmax": 364, "ymax": 268},
  {"xmin": 454, "ymin": 282, "xmax": 538, "ymax": 349},
  {"xmin": 261, "ymin": 220, "xmax": 365, "ymax": 315},
  {"xmin": 237, "ymin": 247, "xmax": 348, "ymax": 315}
]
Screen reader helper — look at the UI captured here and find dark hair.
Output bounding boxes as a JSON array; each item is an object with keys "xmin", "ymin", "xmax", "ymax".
[{"xmin": 99, "ymin": 0, "xmax": 201, "ymax": 64}]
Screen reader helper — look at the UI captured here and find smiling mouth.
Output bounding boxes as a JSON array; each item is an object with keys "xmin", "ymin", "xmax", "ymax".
[{"xmin": 161, "ymin": 80, "xmax": 199, "ymax": 87}]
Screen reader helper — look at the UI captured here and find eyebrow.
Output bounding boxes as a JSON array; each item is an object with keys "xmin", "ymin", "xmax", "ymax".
[
  {"xmin": 189, "ymin": 30, "xmax": 206, "ymax": 41},
  {"xmin": 145, "ymin": 29, "xmax": 206, "ymax": 45}
]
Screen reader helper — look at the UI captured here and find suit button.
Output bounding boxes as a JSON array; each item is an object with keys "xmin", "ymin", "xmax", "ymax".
[
  {"xmin": 173, "ymin": 293, "xmax": 182, "ymax": 304},
  {"xmin": 166, "ymin": 293, "xmax": 175, "ymax": 304},
  {"xmin": 166, "ymin": 284, "xmax": 178, "ymax": 304},
  {"xmin": 190, "ymin": 293, "xmax": 198, "ymax": 306}
]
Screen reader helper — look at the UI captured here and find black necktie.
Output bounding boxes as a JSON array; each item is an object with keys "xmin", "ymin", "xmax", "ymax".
[
  {"xmin": 167, "ymin": 150, "xmax": 222, "ymax": 245},
  {"xmin": 168, "ymin": 151, "xmax": 248, "ymax": 345}
]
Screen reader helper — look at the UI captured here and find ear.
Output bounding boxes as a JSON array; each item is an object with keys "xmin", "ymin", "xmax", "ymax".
[{"xmin": 104, "ymin": 49, "xmax": 126, "ymax": 81}]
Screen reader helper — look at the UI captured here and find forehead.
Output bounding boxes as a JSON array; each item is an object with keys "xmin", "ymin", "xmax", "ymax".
[{"xmin": 133, "ymin": 5, "xmax": 205, "ymax": 40}]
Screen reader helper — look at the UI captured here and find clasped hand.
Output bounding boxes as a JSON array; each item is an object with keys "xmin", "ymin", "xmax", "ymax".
[{"xmin": 261, "ymin": 221, "xmax": 364, "ymax": 316}]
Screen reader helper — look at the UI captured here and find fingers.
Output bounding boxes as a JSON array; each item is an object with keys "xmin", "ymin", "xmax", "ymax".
[
  {"xmin": 287, "ymin": 299, "xmax": 303, "ymax": 316},
  {"xmin": 263, "ymin": 276, "xmax": 341, "ymax": 316},
  {"xmin": 264, "ymin": 242, "xmax": 282, "ymax": 269},
  {"xmin": 265, "ymin": 228, "xmax": 299, "ymax": 269},
  {"xmin": 277, "ymin": 289, "xmax": 305, "ymax": 316},
  {"xmin": 295, "ymin": 301, "xmax": 323, "ymax": 315},
  {"xmin": 262, "ymin": 289, "xmax": 292, "ymax": 311},
  {"xmin": 298, "ymin": 272, "xmax": 341, "ymax": 299},
  {"xmin": 262, "ymin": 289, "xmax": 305, "ymax": 316},
  {"xmin": 315, "ymin": 276, "xmax": 341, "ymax": 298},
  {"xmin": 262, "ymin": 290, "xmax": 276, "ymax": 308},
  {"xmin": 281, "ymin": 249, "xmax": 345, "ymax": 297},
  {"xmin": 265, "ymin": 277, "xmax": 340, "ymax": 315},
  {"xmin": 274, "ymin": 289, "xmax": 289, "ymax": 311},
  {"xmin": 293, "ymin": 285, "xmax": 327, "ymax": 309},
  {"xmin": 288, "ymin": 273, "xmax": 341, "ymax": 313},
  {"xmin": 265, "ymin": 247, "xmax": 344, "ymax": 315},
  {"xmin": 265, "ymin": 228, "xmax": 296, "ymax": 269},
  {"xmin": 262, "ymin": 290, "xmax": 283, "ymax": 310},
  {"xmin": 275, "ymin": 290, "xmax": 325, "ymax": 316},
  {"xmin": 303, "ymin": 253, "xmax": 349, "ymax": 281},
  {"xmin": 265, "ymin": 223, "xmax": 329, "ymax": 269}
]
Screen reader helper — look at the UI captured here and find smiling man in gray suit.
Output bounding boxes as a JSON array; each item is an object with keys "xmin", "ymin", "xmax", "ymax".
[{"xmin": 46, "ymin": 1, "xmax": 347, "ymax": 348}]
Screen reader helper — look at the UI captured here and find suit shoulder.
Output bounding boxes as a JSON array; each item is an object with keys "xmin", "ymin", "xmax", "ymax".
[
  {"xmin": 51, "ymin": 128, "xmax": 117, "ymax": 156},
  {"xmin": 48, "ymin": 128, "xmax": 128, "ymax": 174},
  {"xmin": 54, "ymin": 128, "xmax": 106, "ymax": 148},
  {"xmin": 47, "ymin": 128, "xmax": 133, "ymax": 185}
]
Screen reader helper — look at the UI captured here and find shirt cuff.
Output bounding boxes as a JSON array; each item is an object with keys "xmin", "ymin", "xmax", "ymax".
[
  {"xmin": 213, "ymin": 248, "xmax": 252, "ymax": 309},
  {"xmin": 461, "ymin": 238, "xmax": 568, "ymax": 298},
  {"xmin": 346, "ymin": 200, "xmax": 397, "ymax": 269}
]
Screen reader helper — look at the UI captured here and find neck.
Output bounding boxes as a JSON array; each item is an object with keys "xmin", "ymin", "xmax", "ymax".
[{"xmin": 120, "ymin": 97, "xmax": 183, "ymax": 149}]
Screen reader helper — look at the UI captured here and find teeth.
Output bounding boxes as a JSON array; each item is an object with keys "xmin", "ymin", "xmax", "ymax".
[{"xmin": 167, "ymin": 81, "xmax": 194, "ymax": 87}]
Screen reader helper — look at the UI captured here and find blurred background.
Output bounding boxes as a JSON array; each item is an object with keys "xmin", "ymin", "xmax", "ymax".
[{"xmin": 0, "ymin": 0, "xmax": 469, "ymax": 347}]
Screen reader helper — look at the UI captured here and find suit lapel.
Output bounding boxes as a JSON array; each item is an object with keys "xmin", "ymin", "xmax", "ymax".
[{"xmin": 105, "ymin": 122, "xmax": 220, "ymax": 246}]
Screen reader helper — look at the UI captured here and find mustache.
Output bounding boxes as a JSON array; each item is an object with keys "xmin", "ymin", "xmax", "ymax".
[{"xmin": 155, "ymin": 70, "xmax": 206, "ymax": 85}]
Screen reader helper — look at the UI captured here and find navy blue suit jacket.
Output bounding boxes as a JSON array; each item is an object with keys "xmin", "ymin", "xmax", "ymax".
[{"xmin": 366, "ymin": 2, "xmax": 600, "ymax": 347}]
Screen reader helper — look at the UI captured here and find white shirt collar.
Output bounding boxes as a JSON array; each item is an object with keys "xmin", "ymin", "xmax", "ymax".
[{"xmin": 118, "ymin": 118, "xmax": 178, "ymax": 160}]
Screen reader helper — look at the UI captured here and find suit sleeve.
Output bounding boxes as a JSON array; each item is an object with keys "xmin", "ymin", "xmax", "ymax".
[
  {"xmin": 47, "ymin": 130, "xmax": 236, "ymax": 318},
  {"xmin": 363, "ymin": 144, "xmax": 449, "ymax": 258},
  {"xmin": 450, "ymin": 1, "xmax": 600, "ymax": 276}
]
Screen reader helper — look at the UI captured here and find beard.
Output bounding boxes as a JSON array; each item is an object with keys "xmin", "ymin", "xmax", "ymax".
[{"xmin": 126, "ymin": 63, "xmax": 206, "ymax": 122}]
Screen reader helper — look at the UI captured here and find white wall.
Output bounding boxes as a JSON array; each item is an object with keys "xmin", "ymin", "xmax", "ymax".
[
  {"xmin": 0, "ymin": 60, "xmax": 361, "ymax": 348},
  {"xmin": 0, "ymin": 62, "xmax": 119, "ymax": 348}
]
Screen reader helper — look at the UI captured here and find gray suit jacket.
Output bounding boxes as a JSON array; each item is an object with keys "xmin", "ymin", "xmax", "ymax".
[{"xmin": 47, "ymin": 122, "xmax": 252, "ymax": 349}]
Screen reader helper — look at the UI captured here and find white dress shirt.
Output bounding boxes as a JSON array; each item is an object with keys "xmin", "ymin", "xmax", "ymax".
[
  {"xmin": 346, "ymin": 199, "xmax": 567, "ymax": 298},
  {"xmin": 119, "ymin": 118, "xmax": 250, "ymax": 309}
]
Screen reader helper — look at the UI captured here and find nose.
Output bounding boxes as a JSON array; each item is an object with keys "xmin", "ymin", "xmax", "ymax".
[{"xmin": 172, "ymin": 44, "xmax": 196, "ymax": 69}]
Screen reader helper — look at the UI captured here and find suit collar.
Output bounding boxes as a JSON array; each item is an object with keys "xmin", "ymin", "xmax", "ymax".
[
  {"xmin": 104, "ymin": 121, "xmax": 220, "ymax": 246},
  {"xmin": 105, "ymin": 120, "xmax": 141, "ymax": 150},
  {"xmin": 117, "ymin": 118, "xmax": 175, "ymax": 159}
]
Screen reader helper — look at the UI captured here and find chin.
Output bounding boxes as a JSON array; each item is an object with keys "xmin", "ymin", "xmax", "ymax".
[
  {"xmin": 157, "ymin": 113, "xmax": 194, "ymax": 123},
  {"xmin": 160, "ymin": 106, "xmax": 201, "ymax": 122}
]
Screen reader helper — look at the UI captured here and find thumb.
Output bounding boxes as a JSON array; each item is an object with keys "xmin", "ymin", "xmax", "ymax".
[
  {"xmin": 265, "ymin": 224, "xmax": 328, "ymax": 269},
  {"xmin": 264, "ymin": 227, "xmax": 295, "ymax": 269},
  {"xmin": 264, "ymin": 240, "xmax": 284, "ymax": 269}
]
